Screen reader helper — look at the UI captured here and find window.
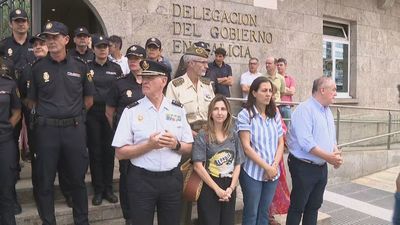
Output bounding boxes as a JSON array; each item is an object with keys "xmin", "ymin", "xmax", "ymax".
[{"xmin": 323, "ymin": 21, "xmax": 350, "ymax": 98}]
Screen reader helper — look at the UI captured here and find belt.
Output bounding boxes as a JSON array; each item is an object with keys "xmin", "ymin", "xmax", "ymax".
[
  {"xmin": 289, "ymin": 153, "xmax": 326, "ymax": 167},
  {"xmin": 37, "ymin": 116, "xmax": 83, "ymax": 127},
  {"xmin": 129, "ymin": 164, "xmax": 179, "ymax": 177}
]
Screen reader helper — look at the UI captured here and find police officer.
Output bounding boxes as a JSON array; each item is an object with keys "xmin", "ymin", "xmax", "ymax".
[
  {"xmin": 27, "ymin": 21, "xmax": 94, "ymax": 225},
  {"xmin": 112, "ymin": 60, "xmax": 193, "ymax": 225},
  {"xmin": 68, "ymin": 26, "xmax": 94, "ymax": 63},
  {"xmin": 166, "ymin": 45, "xmax": 214, "ymax": 225},
  {"xmin": 105, "ymin": 44, "xmax": 146, "ymax": 225},
  {"xmin": 87, "ymin": 34, "xmax": 122, "ymax": 206},
  {"xmin": 18, "ymin": 33, "xmax": 48, "ymax": 212},
  {"xmin": 0, "ymin": 58, "xmax": 21, "ymax": 225}
]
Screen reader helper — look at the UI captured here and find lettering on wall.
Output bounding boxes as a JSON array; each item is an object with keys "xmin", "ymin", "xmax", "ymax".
[{"xmin": 171, "ymin": 3, "xmax": 273, "ymax": 58}]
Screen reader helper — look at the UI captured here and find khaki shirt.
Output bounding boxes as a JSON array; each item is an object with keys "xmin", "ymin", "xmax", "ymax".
[
  {"xmin": 267, "ymin": 72, "xmax": 286, "ymax": 102},
  {"xmin": 166, "ymin": 74, "xmax": 215, "ymax": 124}
]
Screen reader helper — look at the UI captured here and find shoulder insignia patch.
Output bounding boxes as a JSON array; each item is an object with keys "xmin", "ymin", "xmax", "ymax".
[
  {"xmin": 172, "ymin": 77, "xmax": 184, "ymax": 87},
  {"xmin": 126, "ymin": 101, "xmax": 139, "ymax": 109},
  {"xmin": 200, "ymin": 77, "xmax": 211, "ymax": 85},
  {"xmin": 171, "ymin": 100, "xmax": 183, "ymax": 108}
]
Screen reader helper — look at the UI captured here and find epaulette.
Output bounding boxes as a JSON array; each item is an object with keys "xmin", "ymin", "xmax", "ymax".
[
  {"xmin": 31, "ymin": 57, "xmax": 44, "ymax": 67},
  {"xmin": 172, "ymin": 77, "xmax": 184, "ymax": 87},
  {"xmin": 200, "ymin": 77, "xmax": 211, "ymax": 85},
  {"xmin": 116, "ymin": 74, "xmax": 127, "ymax": 80},
  {"xmin": 171, "ymin": 100, "xmax": 183, "ymax": 108},
  {"xmin": 0, "ymin": 74, "xmax": 13, "ymax": 80},
  {"xmin": 126, "ymin": 101, "xmax": 139, "ymax": 109}
]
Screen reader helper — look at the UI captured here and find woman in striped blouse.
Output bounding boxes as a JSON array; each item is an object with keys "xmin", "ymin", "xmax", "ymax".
[{"xmin": 237, "ymin": 76, "xmax": 284, "ymax": 225}]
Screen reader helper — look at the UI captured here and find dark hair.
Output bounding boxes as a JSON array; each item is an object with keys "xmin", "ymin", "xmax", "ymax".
[
  {"xmin": 214, "ymin": 47, "xmax": 226, "ymax": 57},
  {"xmin": 245, "ymin": 76, "xmax": 277, "ymax": 119},
  {"xmin": 108, "ymin": 35, "xmax": 122, "ymax": 50},
  {"xmin": 277, "ymin": 58, "xmax": 287, "ymax": 65}
]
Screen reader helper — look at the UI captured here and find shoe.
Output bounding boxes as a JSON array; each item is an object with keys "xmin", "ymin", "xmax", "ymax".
[
  {"xmin": 125, "ymin": 219, "xmax": 133, "ymax": 225},
  {"xmin": 65, "ymin": 196, "xmax": 73, "ymax": 208},
  {"xmin": 14, "ymin": 201, "xmax": 22, "ymax": 215},
  {"xmin": 92, "ymin": 194, "xmax": 103, "ymax": 206},
  {"xmin": 103, "ymin": 192, "xmax": 118, "ymax": 203},
  {"xmin": 268, "ymin": 215, "xmax": 281, "ymax": 225}
]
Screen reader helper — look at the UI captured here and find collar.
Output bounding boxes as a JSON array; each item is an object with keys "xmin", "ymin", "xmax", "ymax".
[
  {"xmin": 310, "ymin": 97, "xmax": 327, "ymax": 112},
  {"xmin": 75, "ymin": 48, "xmax": 91, "ymax": 56},
  {"xmin": 212, "ymin": 60, "xmax": 225, "ymax": 68},
  {"xmin": 47, "ymin": 53, "xmax": 68, "ymax": 64},
  {"xmin": 142, "ymin": 95, "xmax": 170, "ymax": 112},
  {"xmin": 182, "ymin": 73, "xmax": 203, "ymax": 90},
  {"xmin": 93, "ymin": 59, "xmax": 109, "ymax": 67},
  {"xmin": 12, "ymin": 34, "xmax": 29, "ymax": 46}
]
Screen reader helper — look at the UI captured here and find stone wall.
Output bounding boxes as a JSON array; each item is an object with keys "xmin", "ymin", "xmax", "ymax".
[{"xmin": 87, "ymin": 0, "xmax": 400, "ymax": 108}]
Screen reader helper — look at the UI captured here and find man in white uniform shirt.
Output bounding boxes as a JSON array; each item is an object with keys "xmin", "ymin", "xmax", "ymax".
[
  {"xmin": 112, "ymin": 60, "xmax": 193, "ymax": 225},
  {"xmin": 108, "ymin": 35, "xmax": 130, "ymax": 75}
]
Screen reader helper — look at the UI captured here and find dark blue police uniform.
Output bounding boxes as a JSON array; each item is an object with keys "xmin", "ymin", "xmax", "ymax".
[
  {"xmin": 87, "ymin": 37, "xmax": 122, "ymax": 204},
  {"xmin": 0, "ymin": 69, "xmax": 21, "ymax": 225},
  {"xmin": 27, "ymin": 21, "xmax": 94, "ymax": 225},
  {"xmin": 105, "ymin": 44, "xmax": 146, "ymax": 225}
]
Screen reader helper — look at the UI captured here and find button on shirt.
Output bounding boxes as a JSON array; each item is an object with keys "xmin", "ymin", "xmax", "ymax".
[
  {"xmin": 287, "ymin": 97, "xmax": 336, "ymax": 165},
  {"xmin": 206, "ymin": 61, "xmax": 232, "ymax": 97},
  {"xmin": 237, "ymin": 106, "xmax": 283, "ymax": 181},
  {"xmin": 27, "ymin": 55, "xmax": 94, "ymax": 118},
  {"xmin": 166, "ymin": 74, "xmax": 214, "ymax": 124},
  {"xmin": 88, "ymin": 60, "xmax": 122, "ymax": 106},
  {"xmin": 106, "ymin": 72, "xmax": 144, "ymax": 122},
  {"xmin": 112, "ymin": 96, "xmax": 193, "ymax": 172},
  {"xmin": 0, "ymin": 75, "xmax": 21, "ymax": 142}
]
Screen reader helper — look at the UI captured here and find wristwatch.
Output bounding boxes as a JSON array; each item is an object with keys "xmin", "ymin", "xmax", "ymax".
[{"xmin": 173, "ymin": 140, "xmax": 181, "ymax": 151}]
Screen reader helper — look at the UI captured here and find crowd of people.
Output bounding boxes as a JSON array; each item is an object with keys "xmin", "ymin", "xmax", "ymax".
[{"xmin": 0, "ymin": 8, "xmax": 349, "ymax": 225}]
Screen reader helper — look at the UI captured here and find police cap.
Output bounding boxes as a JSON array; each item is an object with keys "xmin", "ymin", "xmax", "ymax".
[
  {"xmin": 42, "ymin": 21, "xmax": 69, "ymax": 36},
  {"xmin": 92, "ymin": 35, "xmax": 109, "ymax": 47},
  {"xmin": 145, "ymin": 37, "xmax": 161, "ymax": 49},
  {"xmin": 29, "ymin": 33, "xmax": 46, "ymax": 44},
  {"xmin": 139, "ymin": 60, "xmax": 168, "ymax": 76},
  {"xmin": 74, "ymin": 26, "xmax": 90, "ymax": 36},
  {"xmin": 9, "ymin": 9, "xmax": 28, "ymax": 21},
  {"xmin": 126, "ymin": 45, "xmax": 146, "ymax": 59},
  {"xmin": 194, "ymin": 41, "xmax": 211, "ymax": 53}
]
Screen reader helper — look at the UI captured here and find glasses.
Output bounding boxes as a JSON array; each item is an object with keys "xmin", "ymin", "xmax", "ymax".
[
  {"xmin": 193, "ymin": 60, "xmax": 208, "ymax": 65},
  {"xmin": 249, "ymin": 62, "xmax": 258, "ymax": 65}
]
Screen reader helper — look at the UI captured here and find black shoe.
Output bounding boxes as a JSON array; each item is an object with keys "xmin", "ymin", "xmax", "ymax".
[
  {"xmin": 92, "ymin": 194, "xmax": 103, "ymax": 206},
  {"xmin": 125, "ymin": 219, "xmax": 133, "ymax": 225},
  {"xmin": 14, "ymin": 201, "xmax": 22, "ymax": 215},
  {"xmin": 103, "ymin": 192, "xmax": 118, "ymax": 203},
  {"xmin": 65, "ymin": 196, "xmax": 73, "ymax": 208}
]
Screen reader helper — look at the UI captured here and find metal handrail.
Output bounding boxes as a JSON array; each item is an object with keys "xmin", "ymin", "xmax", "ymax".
[
  {"xmin": 338, "ymin": 130, "xmax": 400, "ymax": 148},
  {"xmin": 227, "ymin": 97, "xmax": 400, "ymax": 149},
  {"xmin": 227, "ymin": 97, "xmax": 400, "ymax": 112}
]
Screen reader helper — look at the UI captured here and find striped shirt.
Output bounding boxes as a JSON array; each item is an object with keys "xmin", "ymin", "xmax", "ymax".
[{"xmin": 237, "ymin": 106, "xmax": 283, "ymax": 181}]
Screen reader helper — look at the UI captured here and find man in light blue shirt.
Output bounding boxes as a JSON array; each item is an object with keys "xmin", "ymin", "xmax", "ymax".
[{"xmin": 286, "ymin": 76, "xmax": 343, "ymax": 225}]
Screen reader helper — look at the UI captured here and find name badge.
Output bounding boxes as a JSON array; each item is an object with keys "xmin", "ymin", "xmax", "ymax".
[{"xmin": 67, "ymin": 72, "xmax": 81, "ymax": 78}]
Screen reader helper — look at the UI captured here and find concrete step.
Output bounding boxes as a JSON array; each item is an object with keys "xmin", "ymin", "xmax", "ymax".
[{"xmin": 16, "ymin": 197, "xmax": 122, "ymax": 225}]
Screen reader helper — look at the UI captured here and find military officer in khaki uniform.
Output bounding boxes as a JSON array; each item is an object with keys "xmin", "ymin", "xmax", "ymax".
[{"xmin": 166, "ymin": 45, "xmax": 214, "ymax": 136}]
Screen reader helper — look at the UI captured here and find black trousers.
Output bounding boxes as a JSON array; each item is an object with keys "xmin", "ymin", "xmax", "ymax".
[
  {"xmin": 86, "ymin": 111, "xmax": 115, "ymax": 195},
  {"xmin": 286, "ymin": 154, "xmax": 327, "ymax": 225},
  {"xmin": 0, "ymin": 138, "xmax": 17, "ymax": 225},
  {"xmin": 197, "ymin": 176, "xmax": 236, "ymax": 225},
  {"xmin": 34, "ymin": 122, "xmax": 89, "ymax": 225},
  {"xmin": 127, "ymin": 164, "xmax": 182, "ymax": 225},
  {"xmin": 119, "ymin": 159, "xmax": 130, "ymax": 220}
]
